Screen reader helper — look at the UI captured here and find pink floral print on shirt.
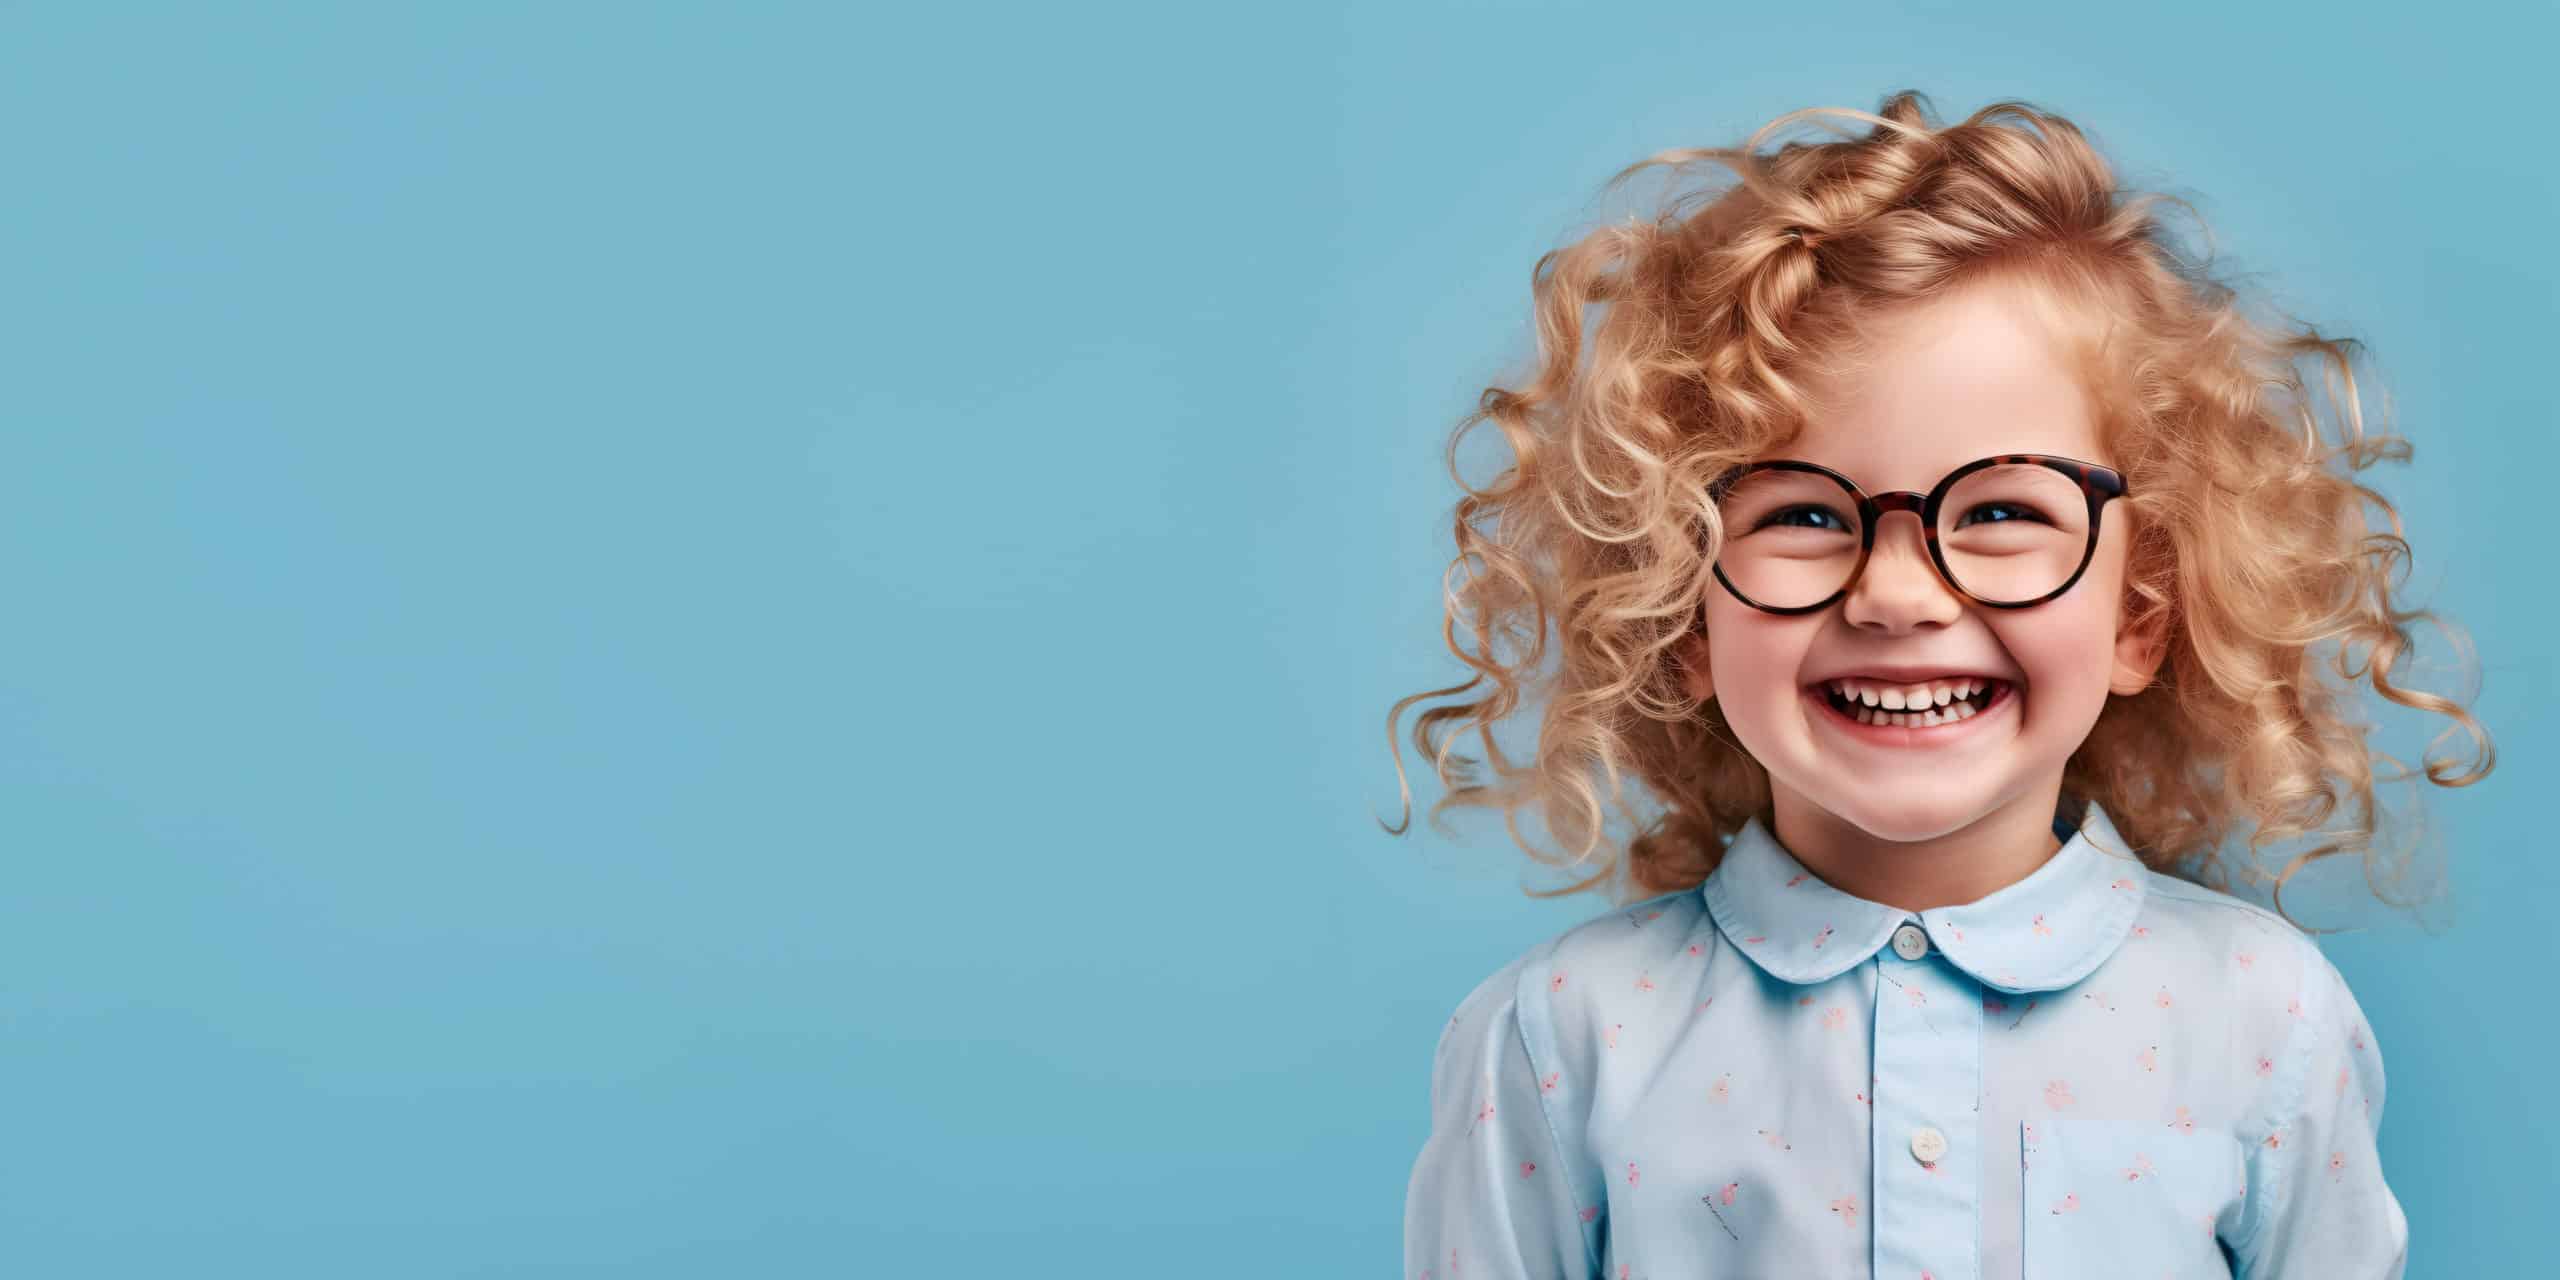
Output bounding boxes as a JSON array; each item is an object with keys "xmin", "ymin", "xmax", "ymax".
[{"xmin": 1701, "ymin": 1181, "xmax": 1742, "ymax": 1241}]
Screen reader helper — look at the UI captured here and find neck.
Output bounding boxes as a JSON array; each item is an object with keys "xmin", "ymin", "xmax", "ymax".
[{"xmin": 1765, "ymin": 779, "xmax": 2069, "ymax": 913}]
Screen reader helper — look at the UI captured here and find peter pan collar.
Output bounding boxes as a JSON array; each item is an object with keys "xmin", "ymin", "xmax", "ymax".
[{"xmin": 1699, "ymin": 796, "xmax": 2148, "ymax": 994}]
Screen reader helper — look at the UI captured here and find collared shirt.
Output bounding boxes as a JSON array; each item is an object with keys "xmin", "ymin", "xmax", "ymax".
[{"xmin": 1403, "ymin": 798, "xmax": 2402, "ymax": 1279}]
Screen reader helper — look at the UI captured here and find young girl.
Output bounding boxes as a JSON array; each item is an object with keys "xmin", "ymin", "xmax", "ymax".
[{"xmin": 1386, "ymin": 91, "xmax": 2494, "ymax": 1280}]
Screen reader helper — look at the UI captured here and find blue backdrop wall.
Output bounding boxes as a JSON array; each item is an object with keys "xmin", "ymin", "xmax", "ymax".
[{"xmin": 1, "ymin": 2, "xmax": 2546, "ymax": 1274}]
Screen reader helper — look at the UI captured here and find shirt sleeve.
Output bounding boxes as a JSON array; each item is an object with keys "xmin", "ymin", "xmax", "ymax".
[
  {"xmin": 2229, "ymin": 944, "xmax": 2406, "ymax": 1279},
  {"xmin": 1403, "ymin": 955, "xmax": 1595, "ymax": 1280}
]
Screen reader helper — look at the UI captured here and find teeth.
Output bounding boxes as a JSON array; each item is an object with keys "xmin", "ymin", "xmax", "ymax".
[{"xmin": 1826, "ymin": 676, "xmax": 2004, "ymax": 727}]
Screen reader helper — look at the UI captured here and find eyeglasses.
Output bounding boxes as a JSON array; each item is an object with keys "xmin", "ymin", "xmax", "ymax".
[{"xmin": 1704, "ymin": 453, "xmax": 2129, "ymax": 614}]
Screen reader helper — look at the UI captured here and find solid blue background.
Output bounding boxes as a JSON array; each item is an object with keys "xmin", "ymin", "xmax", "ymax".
[{"xmin": 2, "ymin": 2, "xmax": 2546, "ymax": 1274}]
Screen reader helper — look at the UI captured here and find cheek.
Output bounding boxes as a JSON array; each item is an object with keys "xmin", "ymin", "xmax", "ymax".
[
  {"xmin": 1701, "ymin": 605, "xmax": 1818, "ymax": 710},
  {"xmin": 1998, "ymin": 604, "xmax": 2119, "ymax": 701},
  {"xmin": 1703, "ymin": 605, "xmax": 1786, "ymax": 670}
]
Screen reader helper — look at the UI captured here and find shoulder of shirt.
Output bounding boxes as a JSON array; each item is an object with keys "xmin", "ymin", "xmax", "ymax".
[
  {"xmin": 2135, "ymin": 868, "xmax": 2331, "ymax": 991},
  {"xmin": 1441, "ymin": 885, "xmax": 1707, "ymax": 1010},
  {"xmin": 2135, "ymin": 868, "xmax": 2338, "ymax": 972},
  {"xmin": 1532, "ymin": 883, "xmax": 1714, "ymax": 989},
  {"xmin": 2143, "ymin": 867, "xmax": 2380, "ymax": 1032},
  {"xmin": 2136, "ymin": 869, "xmax": 2298, "ymax": 939},
  {"xmin": 1433, "ymin": 886, "xmax": 1708, "ymax": 1053}
]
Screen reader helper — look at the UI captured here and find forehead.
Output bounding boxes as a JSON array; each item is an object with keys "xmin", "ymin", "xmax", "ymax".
[{"xmin": 1782, "ymin": 279, "xmax": 2103, "ymax": 490}]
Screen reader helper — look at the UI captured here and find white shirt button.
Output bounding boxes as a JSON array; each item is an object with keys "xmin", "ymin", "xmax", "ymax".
[
  {"xmin": 1910, "ymin": 1125, "xmax": 1948, "ymax": 1164},
  {"xmin": 1891, "ymin": 922, "xmax": 1930, "ymax": 960}
]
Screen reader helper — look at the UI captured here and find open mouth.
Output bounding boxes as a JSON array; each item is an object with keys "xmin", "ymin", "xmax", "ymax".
[{"xmin": 1805, "ymin": 676, "xmax": 2017, "ymax": 732}]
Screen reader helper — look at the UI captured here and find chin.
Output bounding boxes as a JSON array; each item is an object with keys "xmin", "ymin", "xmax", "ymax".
[{"xmin": 1798, "ymin": 787, "xmax": 1998, "ymax": 845}]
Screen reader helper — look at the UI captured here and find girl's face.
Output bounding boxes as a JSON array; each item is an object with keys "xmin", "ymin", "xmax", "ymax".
[{"xmin": 1675, "ymin": 278, "xmax": 2164, "ymax": 845}]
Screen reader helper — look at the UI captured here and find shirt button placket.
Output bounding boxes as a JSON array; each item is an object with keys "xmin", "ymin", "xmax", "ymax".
[{"xmin": 1870, "ymin": 918, "xmax": 1982, "ymax": 1280}]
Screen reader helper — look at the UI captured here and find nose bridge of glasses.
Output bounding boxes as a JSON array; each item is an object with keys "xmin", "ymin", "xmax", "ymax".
[{"xmin": 1865, "ymin": 491, "xmax": 1932, "ymax": 545}]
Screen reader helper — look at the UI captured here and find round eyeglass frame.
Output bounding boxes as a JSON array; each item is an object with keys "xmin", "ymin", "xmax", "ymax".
[{"xmin": 1704, "ymin": 452, "xmax": 2130, "ymax": 616}]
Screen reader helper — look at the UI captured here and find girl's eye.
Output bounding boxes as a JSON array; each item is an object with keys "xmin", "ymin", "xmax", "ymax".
[
  {"xmin": 1756, "ymin": 505, "xmax": 1851, "ymax": 532},
  {"xmin": 1954, "ymin": 502, "xmax": 2049, "ymax": 528}
]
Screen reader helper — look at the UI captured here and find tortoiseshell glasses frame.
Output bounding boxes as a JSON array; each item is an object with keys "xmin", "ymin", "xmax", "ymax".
[{"xmin": 1702, "ymin": 452, "xmax": 2130, "ymax": 616}]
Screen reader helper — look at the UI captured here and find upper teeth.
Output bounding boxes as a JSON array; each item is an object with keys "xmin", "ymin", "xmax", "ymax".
[{"xmin": 1824, "ymin": 677, "xmax": 1990, "ymax": 709}]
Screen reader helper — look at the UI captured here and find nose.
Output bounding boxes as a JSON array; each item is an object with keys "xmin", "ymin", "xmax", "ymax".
[{"xmin": 1841, "ymin": 510, "xmax": 1964, "ymax": 631}]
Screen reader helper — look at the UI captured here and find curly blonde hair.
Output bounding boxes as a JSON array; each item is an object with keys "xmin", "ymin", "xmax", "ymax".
[{"xmin": 1381, "ymin": 90, "xmax": 2493, "ymax": 930}]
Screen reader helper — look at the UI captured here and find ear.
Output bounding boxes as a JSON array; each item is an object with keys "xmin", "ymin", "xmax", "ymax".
[
  {"xmin": 2108, "ymin": 597, "xmax": 2170, "ymax": 696},
  {"xmin": 1673, "ymin": 630, "xmax": 1716, "ymax": 704}
]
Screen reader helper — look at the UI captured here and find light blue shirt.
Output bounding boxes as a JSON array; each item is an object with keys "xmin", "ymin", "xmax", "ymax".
[{"xmin": 1403, "ymin": 798, "xmax": 2402, "ymax": 1279}]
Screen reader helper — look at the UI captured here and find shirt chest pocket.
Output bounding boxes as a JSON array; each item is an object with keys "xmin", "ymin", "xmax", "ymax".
[{"xmin": 2020, "ymin": 1118, "xmax": 2247, "ymax": 1278}]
